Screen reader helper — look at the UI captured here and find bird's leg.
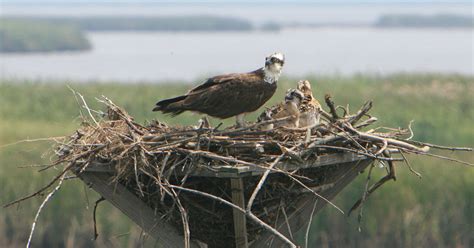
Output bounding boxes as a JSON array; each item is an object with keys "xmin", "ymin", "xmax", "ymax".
[
  {"xmin": 235, "ymin": 113, "xmax": 246, "ymax": 128},
  {"xmin": 197, "ymin": 116, "xmax": 210, "ymax": 129}
]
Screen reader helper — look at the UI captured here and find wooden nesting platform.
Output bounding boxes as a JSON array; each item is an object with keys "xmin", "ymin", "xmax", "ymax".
[{"xmin": 76, "ymin": 152, "xmax": 373, "ymax": 248}]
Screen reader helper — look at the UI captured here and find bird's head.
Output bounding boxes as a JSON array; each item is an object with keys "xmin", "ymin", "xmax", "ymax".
[
  {"xmin": 285, "ymin": 89, "xmax": 304, "ymax": 105},
  {"xmin": 297, "ymin": 80, "xmax": 312, "ymax": 94},
  {"xmin": 265, "ymin": 52, "xmax": 285, "ymax": 74},
  {"xmin": 257, "ymin": 108, "xmax": 273, "ymax": 122}
]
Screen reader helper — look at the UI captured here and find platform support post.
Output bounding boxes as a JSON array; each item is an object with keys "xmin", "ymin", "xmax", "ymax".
[{"xmin": 230, "ymin": 178, "xmax": 248, "ymax": 248}]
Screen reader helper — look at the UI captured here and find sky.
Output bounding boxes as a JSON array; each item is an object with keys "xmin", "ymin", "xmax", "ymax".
[{"xmin": 1, "ymin": 0, "xmax": 472, "ymax": 4}]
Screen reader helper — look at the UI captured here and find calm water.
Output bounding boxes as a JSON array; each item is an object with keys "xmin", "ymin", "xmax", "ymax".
[{"xmin": 1, "ymin": 28, "xmax": 472, "ymax": 82}]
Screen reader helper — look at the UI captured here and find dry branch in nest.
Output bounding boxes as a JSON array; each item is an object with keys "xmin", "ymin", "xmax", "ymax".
[{"xmin": 4, "ymin": 94, "xmax": 472, "ymax": 248}]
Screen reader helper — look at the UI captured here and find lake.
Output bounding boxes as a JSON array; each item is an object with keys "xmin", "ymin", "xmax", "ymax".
[{"xmin": 1, "ymin": 27, "xmax": 472, "ymax": 82}]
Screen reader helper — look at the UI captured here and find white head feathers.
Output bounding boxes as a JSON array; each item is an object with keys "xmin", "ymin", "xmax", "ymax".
[{"xmin": 264, "ymin": 52, "xmax": 285, "ymax": 84}]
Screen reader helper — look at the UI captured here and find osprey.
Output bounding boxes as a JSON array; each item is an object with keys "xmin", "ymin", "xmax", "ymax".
[
  {"xmin": 297, "ymin": 80, "xmax": 322, "ymax": 128},
  {"xmin": 257, "ymin": 89, "xmax": 304, "ymax": 130},
  {"xmin": 153, "ymin": 52, "xmax": 285, "ymax": 127}
]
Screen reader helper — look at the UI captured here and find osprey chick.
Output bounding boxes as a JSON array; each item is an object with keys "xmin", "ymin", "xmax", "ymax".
[
  {"xmin": 257, "ymin": 89, "xmax": 304, "ymax": 129},
  {"xmin": 297, "ymin": 80, "xmax": 321, "ymax": 128},
  {"xmin": 153, "ymin": 52, "xmax": 285, "ymax": 127}
]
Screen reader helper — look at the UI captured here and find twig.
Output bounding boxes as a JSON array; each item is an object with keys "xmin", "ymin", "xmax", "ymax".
[
  {"xmin": 348, "ymin": 101, "xmax": 372, "ymax": 125},
  {"xmin": 0, "ymin": 136, "xmax": 66, "ymax": 149},
  {"xmin": 354, "ymin": 117, "xmax": 378, "ymax": 129},
  {"xmin": 344, "ymin": 123, "xmax": 430, "ymax": 153},
  {"xmin": 286, "ymin": 173, "xmax": 345, "ymax": 214},
  {"xmin": 4, "ymin": 162, "xmax": 76, "ymax": 208},
  {"xmin": 281, "ymin": 205, "xmax": 294, "ymax": 240},
  {"xmin": 78, "ymin": 92, "xmax": 99, "ymax": 127},
  {"xmin": 405, "ymin": 150, "xmax": 474, "ymax": 167},
  {"xmin": 247, "ymin": 149, "xmax": 288, "ymax": 211},
  {"xmin": 168, "ymin": 185, "xmax": 191, "ymax": 248},
  {"xmin": 349, "ymin": 157, "xmax": 396, "ymax": 215},
  {"xmin": 304, "ymin": 199, "xmax": 318, "ymax": 248},
  {"xmin": 27, "ymin": 175, "xmax": 65, "ymax": 248},
  {"xmin": 324, "ymin": 94, "xmax": 339, "ymax": 120},
  {"xmin": 398, "ymin": 139, "xmax": 472, "ymax": 152},
  {"xmin": 93, "ymin": 196, "xmax": 105, "ymax": 240},
  {"xmin": 407, "ymin": 120, "xmax": 414, "ymax": 140},
  {"xmin": 355, "ymin": 164, "xmax": 374, "ymax": 231},
  {"xmin": 399, "ymin": 150, "xmax": 422, "ymax": 178}
]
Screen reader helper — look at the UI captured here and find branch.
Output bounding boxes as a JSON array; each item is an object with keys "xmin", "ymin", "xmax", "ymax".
[
  {"xmin": 27, "ymin": 175, "xmax": 65, "ymax": 248},
  {"xmin": 324, "ymin": 94, "xmax": 339, "ymax": 120}
]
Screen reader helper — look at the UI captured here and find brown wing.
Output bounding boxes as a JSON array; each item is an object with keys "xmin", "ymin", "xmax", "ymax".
[
  {"xmin": 188, "ymin": 73, "xmax": 242, "ymax": 93},
  {"xmin": 180, "ymin": 69, "xmax": 276, "ymax": 119}
]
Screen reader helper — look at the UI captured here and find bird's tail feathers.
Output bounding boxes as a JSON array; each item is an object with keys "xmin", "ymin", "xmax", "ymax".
[{"xmin": 153, "ymin": 95, "xmax": 188, "ymax": 116}]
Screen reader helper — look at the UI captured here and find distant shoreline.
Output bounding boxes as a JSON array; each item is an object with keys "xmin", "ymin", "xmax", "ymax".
[
  {"xmin": 1, "ymin": 13, "xmax": 472, "ymax": 53},
  {"xmin": 375, "ymin": 13, "xmax": 473, "ymax": 28}
]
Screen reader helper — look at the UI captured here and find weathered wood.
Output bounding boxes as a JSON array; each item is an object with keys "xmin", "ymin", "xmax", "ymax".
[
  {"xmin": 230, "ymin": 178, "xmax": 249, "ymax": 248},
  {"xmin": 78, "ymin": 171, "xmax": 201, "ymax": 248},
  {"xmin": 250, "ymin": 159, "xmax": 373, "ymax": 247},
  {"xmin": 84, "ymin": 152, "xmax": 366, "ymax": 178}
]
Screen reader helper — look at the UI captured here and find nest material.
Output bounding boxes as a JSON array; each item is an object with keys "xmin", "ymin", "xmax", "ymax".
[
  {"xmin": 7, "ymin": 94, "xmax": 472, "ymax": 248},
  {"xmin": 61, "ymin": 96, "xmax": 422, "ymax": 245}
]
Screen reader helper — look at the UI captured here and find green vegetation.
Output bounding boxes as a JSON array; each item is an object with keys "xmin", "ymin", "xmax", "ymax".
[
  {"xmin": 0, "ymin": 19, "xmax": 91, "ymax": 53},
  {"xmin": 6, "ymin": 16, "xmax": 253, "ymax": 32},
  {"xmin": 1, "ymin": 74, "xmax": 473, "ymax": 247},
  {"xmin": 0, "ymin": 15, "xmax": 253, "ymax": 53},
  {"xmin": 375, "ymin": 14, "xmax": 474, "ymax": 28}
]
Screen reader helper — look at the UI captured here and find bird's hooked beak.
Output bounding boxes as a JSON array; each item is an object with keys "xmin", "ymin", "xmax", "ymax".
[{"xmin": 265, "ymin": 58, "xmax": 271, "ymax": 67}]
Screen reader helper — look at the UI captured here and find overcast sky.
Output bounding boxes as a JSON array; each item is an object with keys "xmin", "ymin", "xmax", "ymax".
[{"xmin": 1, "ymin": 0, "xmax": 472, "ymax": 4}]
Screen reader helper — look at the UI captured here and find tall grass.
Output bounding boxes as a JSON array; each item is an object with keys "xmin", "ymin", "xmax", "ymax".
[{"xmin": 0, "ymin": 74, "xmax": 473, "ymax": 247}]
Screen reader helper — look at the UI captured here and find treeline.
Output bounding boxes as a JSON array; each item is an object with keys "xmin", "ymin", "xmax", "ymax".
[
  {"xmin": 4, "ymin": 16, "xmax": 254, "ymax": 32},
  {"xmin": 375, "ymin": 13, "xmax": 474, "ymax": 28},
  {"xmin": 0, "ymin": 16, "xmax": 256, "ymax": 53},
  {"xmin": 0, "ymin": 19, "xmax": 90, "ymax": 53}
]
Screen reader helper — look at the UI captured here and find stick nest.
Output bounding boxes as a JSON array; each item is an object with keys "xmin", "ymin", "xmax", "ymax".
[{"xmin": 7, "ymin": 95, "xmax": 472, "ymax": 248}]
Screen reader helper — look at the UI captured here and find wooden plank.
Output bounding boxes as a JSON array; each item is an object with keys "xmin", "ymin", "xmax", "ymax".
[
  {"xmin": 84, "ymin": 152, "xmax": 366, "ymax": 178},
  {"xmin": 78, "ymin": 171, "xmax": 201, "ymax": 248},
  {"xmin": 230, "ymin": 178, "xmax": 249, "ymax": 248},
  {"xmin": 250, "ymin": 159, "xmax": 373, "ymax": 247},
  {"xmin": 248, "ymin": 152, "xmax": 365, "ymax": 176}
]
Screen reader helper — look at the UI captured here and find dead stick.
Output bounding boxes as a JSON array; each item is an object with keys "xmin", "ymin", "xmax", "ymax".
[
  {"xmin": 93, "ymin": 196, "xmax": 105, "ymax": 240},
  {"xmin": 4, "ymin": 162, "xmax": 76, "ymax": 208},
  {"xmin": 247, "ymin": 149, "xmax": 288, "ymax": 211},
  {"xmin": 304, "ymin": 199, "xmax": 318, "ymax": 248},
  {"xmin": 399, "ymin": 150, "xmax": 422, "ymax": 178},
  {"xmin": 396, "ymin": 139, "xmax": 472, "ymax": 152},
  {"xmin": 27, "ymin": 175, "xmax": 65, "ymax": 248},
  {"xmin": 344, "ymin": 124, "xmax": 429, "ymax": 153},
  {"xmin": 348, "ymin": 100, "xmax": 372, "ymax": 125},
  {"xmin": 354, "ymin": 117, "xmax": 378, "ymax": 129},
  {"xmin": 324, "ymin": 94, "xmax": 339, "ymax": 120},
  {"xmin": 404, "ymin": 150, "xmax": 474, "ymax": 166}
]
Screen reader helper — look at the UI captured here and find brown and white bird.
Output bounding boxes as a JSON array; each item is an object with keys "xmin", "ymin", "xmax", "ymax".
[
  {"xmin": 153, "ymin": 52, "xmax": 285, "ymax": 127},
  {"xmin": 296, "ymin": 80, "xmax": 321, "ymax": 128},
  {"xmin": 257, "ymin": 89, "xmax": 304, "ymax": 129}
]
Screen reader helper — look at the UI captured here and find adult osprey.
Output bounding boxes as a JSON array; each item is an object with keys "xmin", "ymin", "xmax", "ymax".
[{"xmin": 153, "ymin": 52, "xmax": 285, "ymax": 126}]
